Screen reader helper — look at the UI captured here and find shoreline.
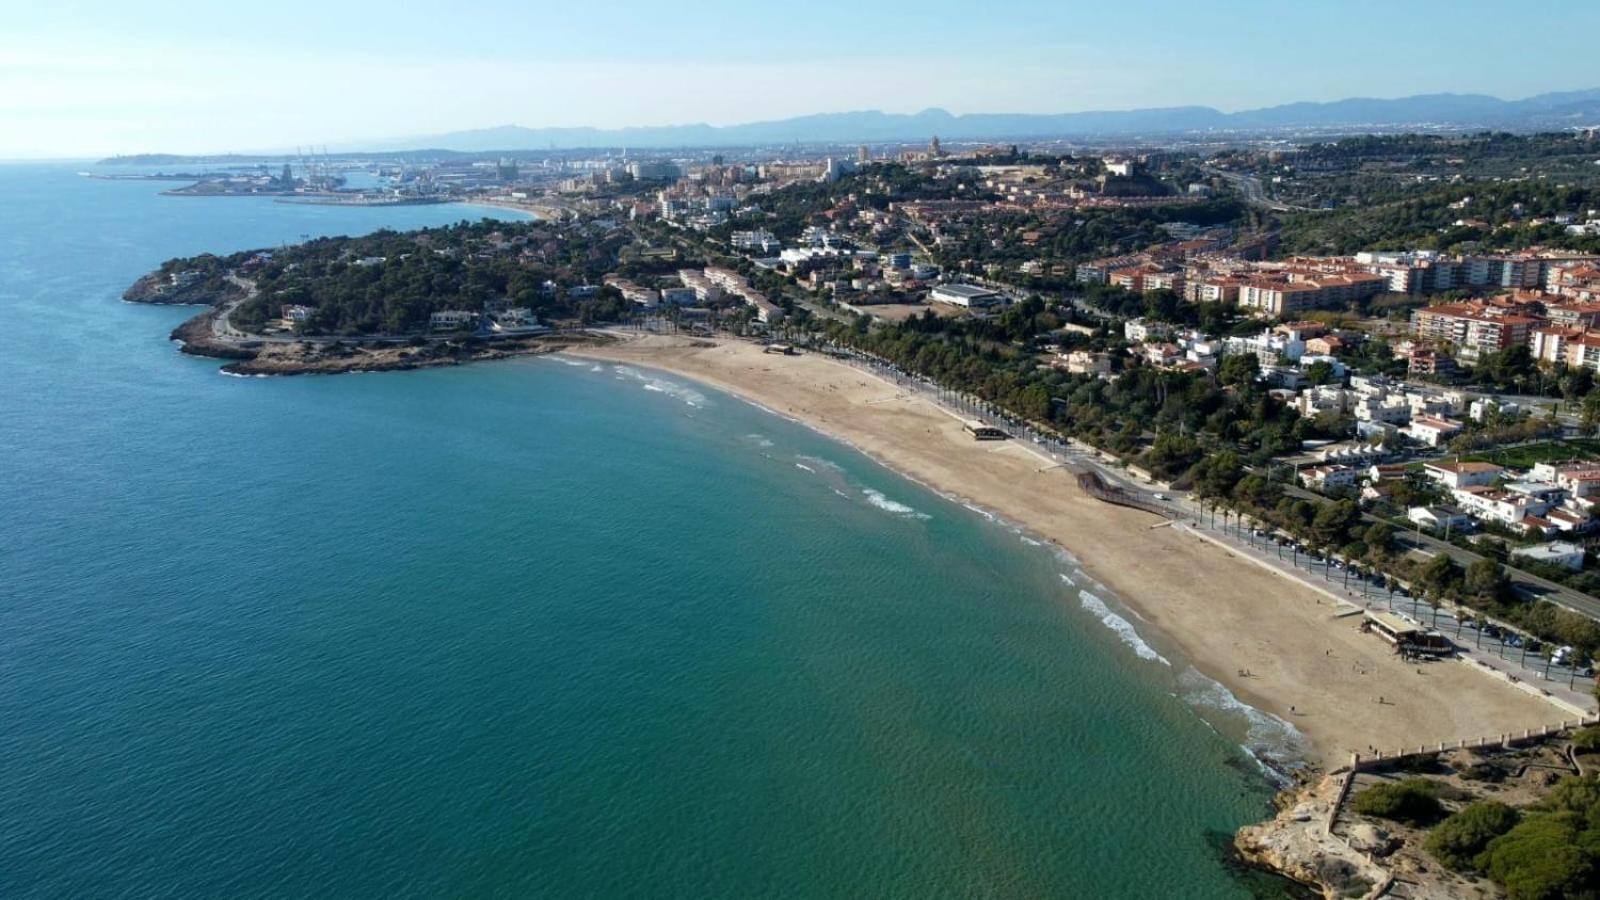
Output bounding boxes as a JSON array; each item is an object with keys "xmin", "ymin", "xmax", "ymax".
[
  {"xmin": 566, "ymin": 333, "xmax": 1571, "ymax": 772},
  {"xmin": 619, "ymin": 356, "xmax": 1314, "ymax": 774}
]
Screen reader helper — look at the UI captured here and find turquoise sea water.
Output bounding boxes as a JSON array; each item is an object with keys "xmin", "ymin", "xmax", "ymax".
[{"xmin": 0, "ymin": 165, "xmax": 1290, "ymax": 897}]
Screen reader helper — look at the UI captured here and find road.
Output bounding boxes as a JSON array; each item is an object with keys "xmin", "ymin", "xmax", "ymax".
[
  {"xmin": 214, "ymin": 275, "xmax": 258, "ymax": 340},
  {"xmin": 1201, "ymin": 166, "xmax": 1310, "ymax": 213},
  {"xmin": 1269, "ymin": 480, "xmax": 1600, "ymax": 622},
  {"xmin": 1187, "ymin": 508, "xmax": 1596, "ymax": 708}
]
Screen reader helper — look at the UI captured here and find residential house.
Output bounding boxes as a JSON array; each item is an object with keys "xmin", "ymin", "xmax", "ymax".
[
  {"xmin": 1408, "ymin": 506, "xmax": 1473, "ymax": 533},
  {"xmin": 1124, "ymin": 318, "xmax": 1172, "ymax": 343},
  {"xmin": 1405, "ymin": 415, "xmax": 1464, "ymax": 447},
  {"xmin": 1450, "ymin": 485, "xmax": 1553, "ymax": 529},
  {"xmin": 1300, "ymin": 465, "xmax": 1358, "ymax": 492},
  {"xmin": 428, "ymin": 310, "xmax": 477, "ymax": 330},
  {"xmin": 1422, "ymin": 461, "xmax": 1503, "ymax": 490}
]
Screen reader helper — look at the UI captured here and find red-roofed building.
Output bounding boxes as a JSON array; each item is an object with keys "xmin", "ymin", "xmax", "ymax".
[{"xmin": 1411, "ymin": 300, "xmax": 1542, "ymax": 360}]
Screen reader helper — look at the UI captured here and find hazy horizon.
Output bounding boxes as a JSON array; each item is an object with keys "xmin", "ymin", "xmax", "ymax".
[{"xmin": 5, "ymin": 0, "xmax": 1599, "ymax": 158}]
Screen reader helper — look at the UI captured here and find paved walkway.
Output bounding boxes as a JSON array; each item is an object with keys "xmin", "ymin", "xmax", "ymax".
[{"xmin": 1186, "ymin": 510, "xmax": 1597, "ymax": 716}]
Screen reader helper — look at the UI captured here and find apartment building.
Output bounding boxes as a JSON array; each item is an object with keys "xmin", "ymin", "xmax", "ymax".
[
  {"xmin": 730, "ymin": 230, "xmax": 782, "ymax": 254},
  {"xmin": 1451, "ymin": 485, "xmax": 1553, "ymax": 528},
  {"xmin": 1235, "ymin": 271, "xmax": 1385, "ymax": 316},
  {"xmin": 1075, "ymin": 255, "xmax": 1143, "ymax": 285},
  {"xmin": 604, "ymin": 276, "xmax": 661, "ymax": 309},
  {"xmin": 677, "ymin": 269, "xmax": 724, "ymax": 303},
  {"xmin": 1531, "ymin": 462, "xmax": 1600, "ymax": 499},
  {"xmin": 703, "ymin": 267, "xmax": 784, "ymax": 323},
  {"xmin": 1183, "ymin": 275, "xmax": 1244, "ymax": 304},
  {"xmin": 1410, "ymin": 301, "xmax": 1542, "ymax": 360},
  {"xmin": 1531, "ymin": 327, "xmax": 1600, "ymax": 371}
]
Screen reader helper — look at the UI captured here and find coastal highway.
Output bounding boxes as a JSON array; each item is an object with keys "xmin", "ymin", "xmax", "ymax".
[
  {"xmin": 1267, "ymin": 480, "xmax": 1600, "ymax": 623},
  {"xmin": 215, "ymin": 275, "xmax": 258, "ymax": 340},
  {"xmin": 1389, "ymin": 527, "xmax": 1600, "ymax": 623}
]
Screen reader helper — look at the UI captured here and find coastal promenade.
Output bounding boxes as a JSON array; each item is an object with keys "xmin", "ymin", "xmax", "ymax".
[
  {"xmin": 1181, "ymin": 512, "xmax": 1598, "ymax": 715},
  {"xmin": 827, "ymin": 344, "xmax": 1596, "ymax": 715},
  {"xmin": 568, "ymin": 333, "xmax": 1571, "ymax": 770}
]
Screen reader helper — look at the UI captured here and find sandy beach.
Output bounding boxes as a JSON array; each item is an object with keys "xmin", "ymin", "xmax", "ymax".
[{"xmin": 570, "ymin": 333, "xmax": 1572, "ymax": 770}]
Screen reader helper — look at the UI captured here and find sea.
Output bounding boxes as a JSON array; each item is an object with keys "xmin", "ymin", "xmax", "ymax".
[{"xmin": 0, "ymin": 163, "xmax": 1298, "ymax": 897}]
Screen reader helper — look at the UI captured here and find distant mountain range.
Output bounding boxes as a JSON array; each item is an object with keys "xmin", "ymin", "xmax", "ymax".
[{"xmin": 375, "ymin": 89, "xmax": 1600, "ymax": 152}]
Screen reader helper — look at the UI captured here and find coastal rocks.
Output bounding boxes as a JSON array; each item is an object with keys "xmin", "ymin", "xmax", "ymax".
[
  {"xmin": 212, "ymin": 333, "xmax": 605, "ymax": 376},
  {"xmin": 123, "ymin": 272, "xmax": 243, "ymax": 306},
  {"xmin": 1346, "ymin": 823, "xmax": 1397, "ymax": 857},
  {"xmin": 170, "ymin": 313, "xmax": 256, "ymax": 360},
  {"xmin": 1235, "ymin": 774, "xmax": 1390, "ymax": 900},
  {"xmin": 122, "ymin": 273, "xmax": 170, "ymax": 302}
]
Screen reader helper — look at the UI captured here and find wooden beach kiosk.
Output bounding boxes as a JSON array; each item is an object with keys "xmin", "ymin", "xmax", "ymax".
[
  {"xmin": 1361, "ymin": 611, "xmax": 1454, "ymax": 659},
  {"xmin": 963, "ymin": 421, "xmax": 1008, "ymax": 441}
]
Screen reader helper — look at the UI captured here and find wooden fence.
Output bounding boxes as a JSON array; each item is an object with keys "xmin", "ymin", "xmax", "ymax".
[{"xmin": 1349, "ymin": 716, "xmax": 1598, "ymax": 772}]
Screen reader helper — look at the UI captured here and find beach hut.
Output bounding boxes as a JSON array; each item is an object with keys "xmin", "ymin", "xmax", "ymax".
[{"xmin": 1362, "ymin": 611, "xmax": 1453, "ymax": 658}]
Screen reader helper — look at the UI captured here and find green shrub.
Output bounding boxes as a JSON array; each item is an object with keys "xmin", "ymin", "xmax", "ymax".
[
  {"xmin": 1351, "ymin": 778, "xmax": 1444, "ymax": 826},
  {"xmin": 1476, "ymin": 812, "xmax": 1597, "ymax": 900},
  {"xmin": 1425, "ymin": 801, "xmax": 1520, "ymax": 870},
  {"xmin": 1537, "ymin": 775, "xmax": 1600, "ymax": 812},
  {"xmin": 1571, "ymin": 726, "xmax": 1600, "ymax": 754}
]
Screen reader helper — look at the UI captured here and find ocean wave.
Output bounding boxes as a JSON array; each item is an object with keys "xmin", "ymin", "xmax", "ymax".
[
  {"xmin": 1176, "ymin": 667, "xmax": 1309, "ymax": 781},
  {"xmin": 744, "ymin": 434, "xmax": 775, "ymax": 449},
  {"xmin": 1058, "ymin": 572, "xmax": 1077, "ymax": 587},
  {"xmin": 548, "ymin": 354, "xmax": 590, "ymax": 367},
  {"xmin": 612, "ymin": 365, "xmax": 707, "ymax": 407},
  {"xmin": 1079, "ymin": 590, "xmax": 1170, "ymax": 666},
  {"xmin": 862, "ymin": 488, "xmax": 931, "ymax": 519},
  {"xmin": 795, "ymin": 462, "xmax": 814, "ymax": 472},
  {"xmin": 960, "ymin": 501, "xmax": 997, "ymax": 521},
  {"xmin": 794, "ymin": 454, "xmax": 842, "ymax": 472}
]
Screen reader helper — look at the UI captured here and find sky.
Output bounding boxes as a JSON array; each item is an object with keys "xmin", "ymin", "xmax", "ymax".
[{"xmin": 4, "ymin": 0, "xmax": 1599, "ymax": 158}]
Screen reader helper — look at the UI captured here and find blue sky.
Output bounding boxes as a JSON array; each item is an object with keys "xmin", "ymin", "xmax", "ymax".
[{"xmin": 4, "ymin": 0, "xmax": 1598, "ymax": 156}]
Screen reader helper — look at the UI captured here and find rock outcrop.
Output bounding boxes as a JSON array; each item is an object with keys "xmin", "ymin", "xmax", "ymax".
[{"xmin": 1236, "ymin": 774, "xmax": 1390, "ymax": 900}]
